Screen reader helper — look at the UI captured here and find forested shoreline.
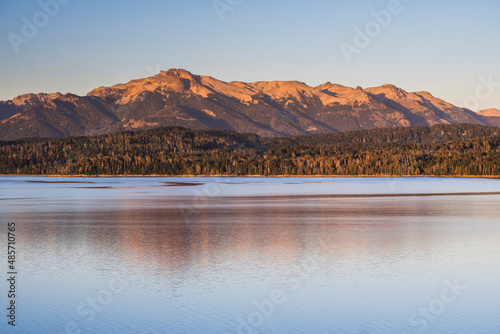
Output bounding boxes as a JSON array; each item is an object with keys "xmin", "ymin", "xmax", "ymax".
[{"xmin": 1, "ymin": 124, "xmax": 500, "ymax": 177}]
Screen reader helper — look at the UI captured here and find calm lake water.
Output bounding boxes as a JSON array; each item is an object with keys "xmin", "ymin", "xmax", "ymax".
[{"xmin": 1, "ymin": 176, "xmax": 500, "ymax": 334}]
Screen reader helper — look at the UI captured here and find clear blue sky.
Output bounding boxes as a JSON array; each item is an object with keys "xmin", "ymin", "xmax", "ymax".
[{"xmin": 1, "ymin": 0, "xmax": 499, "ymax": 110}]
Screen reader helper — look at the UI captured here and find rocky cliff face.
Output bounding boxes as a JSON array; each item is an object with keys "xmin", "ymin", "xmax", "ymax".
[{"xmin": 0, "ymin": 69, "xmax": 494, "ymax": 140}]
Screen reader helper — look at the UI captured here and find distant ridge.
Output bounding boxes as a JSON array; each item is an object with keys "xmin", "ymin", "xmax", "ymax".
[
  {"xmin": 478, "ymin": 108, "xmax": 500, "ymax": 128},
  {"xmin": 0, "ymin": 69, "xmax": 496, "ymax": 140}
]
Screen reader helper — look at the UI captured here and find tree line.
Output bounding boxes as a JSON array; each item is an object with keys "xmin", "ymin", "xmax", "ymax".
[{"xmin": 1, "ymin": 124, "xmax": 500, "ymax": 176}]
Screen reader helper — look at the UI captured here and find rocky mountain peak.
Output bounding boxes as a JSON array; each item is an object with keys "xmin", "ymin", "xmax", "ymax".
[
  {"xmin": 477, "ymin": 108, "xmax": 500, "ymax": 117},
  {"xmin": 12, "ymin": 92, "xmax": 63, "ymax": 107},
  {"xmin": 0, "ymin": 69, "xmax": 496, "ymax": 140}
]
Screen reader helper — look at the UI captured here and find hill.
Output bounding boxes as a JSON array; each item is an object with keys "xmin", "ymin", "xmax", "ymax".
[
  {"xmin": 1, "ymin": 124, "xmax": 499, "ymax": 176},
  {"xmin": 0, "ymin": 69, "xmax": 495, "ymax": 140},
  {"xmin": 478, "ymin": 109, "xmax": 500, "ymax": 128}
]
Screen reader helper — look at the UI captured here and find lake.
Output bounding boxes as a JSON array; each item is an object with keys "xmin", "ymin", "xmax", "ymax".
[{"xmin": 1, "ymin": 176, "xmax": 499, "ymax": 334}]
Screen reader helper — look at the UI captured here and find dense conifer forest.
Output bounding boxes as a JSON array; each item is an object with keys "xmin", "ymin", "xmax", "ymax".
[{"xmin": 1, "ymin": 124, "xmax": 500, "ymax": 176}]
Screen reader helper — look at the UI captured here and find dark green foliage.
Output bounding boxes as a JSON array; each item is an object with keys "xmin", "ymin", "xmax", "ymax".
[{"xmin": 1, "ymin": 124, "xmax": 500, "ymax": 176}]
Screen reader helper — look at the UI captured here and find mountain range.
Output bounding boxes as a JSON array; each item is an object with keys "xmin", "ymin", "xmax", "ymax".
[{"xmin": 1, "ymin": 68, "xmax": 498, "ymax": 140}]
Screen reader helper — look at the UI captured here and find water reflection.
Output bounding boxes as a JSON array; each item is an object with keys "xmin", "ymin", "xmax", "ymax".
[{"xmin": 1, "ymin": 178, "xmax": 500, "ymax": 333}]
